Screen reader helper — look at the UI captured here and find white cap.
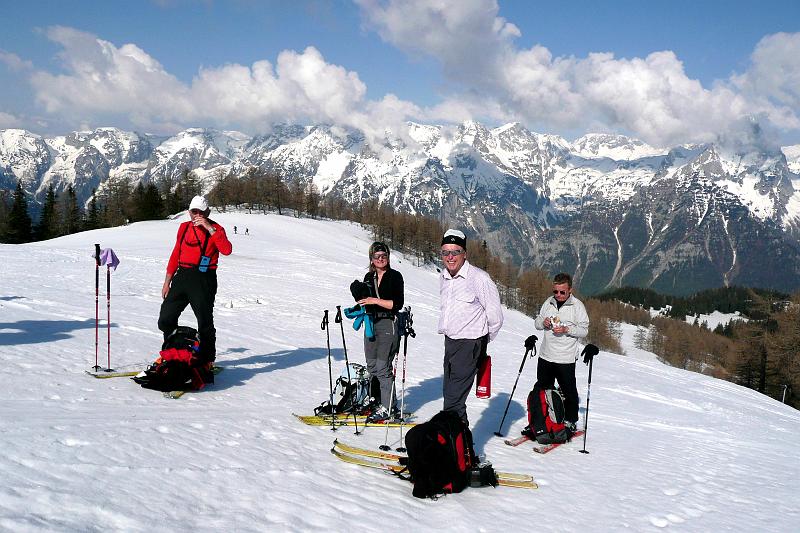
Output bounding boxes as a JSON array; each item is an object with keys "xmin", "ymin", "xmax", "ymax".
[
  {"xmin": 441, "ymin": 228, "xmax": 467, "ymax": 249},
  {"xmin": 189, "ymin": 195, "xmax": 208, "ymax": 211},
  {"xmin": 443, "ymin": 229, "xmax": 466, "ymax": 240}
]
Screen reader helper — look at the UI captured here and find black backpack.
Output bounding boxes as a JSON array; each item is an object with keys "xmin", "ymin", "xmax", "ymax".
[
  {"xmin": 525, "ymin": 382, "xmax": 571, "ymax": 444},
  {"xmin": 401, "ymin": 410, "xmax": 496, "ymax": 498},
  {"xmin": 162, "ymin": 325, "xmax": 201, "ymax": 352},
  {"xmin": 314, "ymin": 363, "xmax": 373, "ymax": 416}
]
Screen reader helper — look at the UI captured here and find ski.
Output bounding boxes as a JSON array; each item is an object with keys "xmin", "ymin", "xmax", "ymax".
[
  {"xmin": 293, "ymin": 413, "xmax": 417, "ymax": 428},
  {"xmin": 533, "ymin": 431, "xmax": 584, "ymax": 454},
  {"xmin": 330, "ymin": 447, "xmax": 537, "ymax": 489},
  {"xmin": 332, "ymin": 439, "xmax": 536, "ymax": 485},
  {"xmin": 293, "ymin": 411, "xmax": 414, "ymax": 423},
  {"xmin": 85, "ymin": 369, "xmax": 141, "ymax": 379},
  {"xmin": 162, "ymin": 366, "xmax": 224, "ymax": 399},
  {"xmin": 504, "ymin": 434, "xmax": 532, "ymax": 447}
]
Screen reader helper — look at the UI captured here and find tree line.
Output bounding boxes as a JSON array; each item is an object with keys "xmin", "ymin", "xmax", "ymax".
[{"xmin": 0, "ymin": 171, "xmax": 205, "ymax": 243}]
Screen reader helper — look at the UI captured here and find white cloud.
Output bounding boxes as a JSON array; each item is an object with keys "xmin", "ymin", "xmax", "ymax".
[
  {"xmin": 0, "ymin": 50, "xmax": 34, "ymax": 72},
  {"xmin": 0, "ymin": 110, "xmax": 22, "ymax": 128},
  {"xmin": 356, "ymin": 0, "xmax": 800, "ymax": 147},
  {"xmin": 25, "ymin": 26, "xmax": 421, "ymax": 147},
  {"xmin": 355, "ymin": 0, "xmax": 519, "ymax": 86},
  {"xmin": 12, "ymin": 6, "xmax": 800, "ymax": 149}
]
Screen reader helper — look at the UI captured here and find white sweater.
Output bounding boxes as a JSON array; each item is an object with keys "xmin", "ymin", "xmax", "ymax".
[{"xmin": 533, "ymin": 295, "xmax": 589, "ymax": 364}]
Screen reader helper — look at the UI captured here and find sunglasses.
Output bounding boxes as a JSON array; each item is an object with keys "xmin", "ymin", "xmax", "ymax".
[
  {"xmin": 553, "ymin": 289, "xmax": 569, "ymax": 295},
  {"xmin": 372, "ymin": 253, "xmax": 388, "ymax": 260},
  {"xmin": 440, "ymin": 249, "xmax": 464, "ymax": 257},
  {"xmin": 189, "ymin": 209, "xmax": 203, "ymax": 215}
]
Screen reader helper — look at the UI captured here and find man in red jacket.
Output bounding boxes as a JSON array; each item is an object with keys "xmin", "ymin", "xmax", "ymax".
[{"xmin": 158, "ymin": 195, "xmax": 232, "ymax": 370}]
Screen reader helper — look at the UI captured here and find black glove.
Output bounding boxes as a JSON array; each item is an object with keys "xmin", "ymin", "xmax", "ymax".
[
  {"xmin": 349, "ymin": 279, "xmax": 371, "ymax": 301},
  {"xmin": 524, "ymin": 334, "xmax": 538, "ymax": 350},
  {"xmin": 582, "ymin": 344, "xmax": 599, "ymax": 364}
]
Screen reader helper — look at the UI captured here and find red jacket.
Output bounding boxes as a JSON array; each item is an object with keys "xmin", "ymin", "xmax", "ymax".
[{"xmin": 166, "ymin": 220, "xmax": 232, "ymax": 276}]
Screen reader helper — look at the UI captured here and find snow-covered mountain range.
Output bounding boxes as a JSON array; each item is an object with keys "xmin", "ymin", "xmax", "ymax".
[{"xmin": 3, "ymin": 123, "xmax": 800, "ymax": 295}]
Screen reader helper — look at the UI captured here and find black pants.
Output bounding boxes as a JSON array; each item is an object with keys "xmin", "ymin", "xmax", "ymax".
[
  {"xmin": 158, "ymin": 268, "xmax": 218, "ymax": 361},
  {"xmin": 443, "ymin": 335, "xmax": 488, "ymax": 426},
  {"xmin": 536, "ymin": 358, "xmax": 579, "ymax": 423}
]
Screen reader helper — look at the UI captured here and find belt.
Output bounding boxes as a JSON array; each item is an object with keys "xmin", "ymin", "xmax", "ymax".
[{"xmin": 374, "ymin": 311, "xmax": 394, "ymax": 320}]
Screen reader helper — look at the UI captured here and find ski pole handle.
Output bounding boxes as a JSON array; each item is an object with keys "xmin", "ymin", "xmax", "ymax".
[
  {"xmin": 321, "ymin": 309, "xmax": 329, "ymax": 330},
  {"xmin": 334, "ymin": 305, "xmax": 342, "ymax": 324}
]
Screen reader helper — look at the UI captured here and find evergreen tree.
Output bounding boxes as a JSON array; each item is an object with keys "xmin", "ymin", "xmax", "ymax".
[
  {"xmin": 85, "ymin": 189, "xmax": 101, "ymax": 230},
  {"xmin": 6, "ymin": 181, "xmax": 32, "ymax": 244},
  {"xmin": 141, "ymin": 182, "xmax": 165, "ymax": 220},
  {"xmin": 0, "ymin": 189, "xmax": 12, "ymax": 240},
  {"xmin": 60, "ymin": 185, "xmax": 83, "ymax": 235},
  {"xmin": 36, "ymin": 184, "xmax": 59, "ymax": 240},
  {"xmin": 175, "ymin": 168, "xmax": 201, "ymax": 210},
  {"xmin": 159, "ymin": 175, "xmax": 183, "ymax": 215}
]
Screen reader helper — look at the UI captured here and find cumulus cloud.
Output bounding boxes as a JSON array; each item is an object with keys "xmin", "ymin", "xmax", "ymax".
[
  {"xmin": 357, "ymin": 0, "xmax": 800, "ymax": 147},
  {"xmin": 25, "ymin": 26, "xmax": 421, "ymax": 147},
  {"xmin": 0, "ymin": 110, "xmax": 22, "ymax": 128},
  {"xmin": 11, "ymin": 5, "xmax": 800, "ymax": 149},
  {"xmin": 355, "ymin": 0, "xmax": 519, "ymax": 87},
  {"xmin": 0, "ymin": 50, "xmax": 34, "ymax": 72}
]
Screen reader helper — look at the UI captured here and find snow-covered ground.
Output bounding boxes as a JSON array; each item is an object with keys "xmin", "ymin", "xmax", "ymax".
[
  {"xmin": 685, "ymin": 311, "xmax": 748, "ymax": 330},
  {"xmin": 1, "ymin": 213, "xmax": 798, "ymax": 532}
]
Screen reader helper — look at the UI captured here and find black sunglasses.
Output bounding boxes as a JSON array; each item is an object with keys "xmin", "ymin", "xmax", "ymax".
[
  {"xmin": 553, "ymin": 289, "xmax": 569, "ymax": 295},
  {"xmin": 440, "ymin": 249, "xmax": 465, "ymax": 257}
]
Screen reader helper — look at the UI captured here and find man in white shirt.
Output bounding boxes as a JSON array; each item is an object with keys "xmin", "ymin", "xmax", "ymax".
[
  {"xmin": 438, "ymin": 229, "xmax": 504, "ymax": 426},
  {"xmin": 533, "ymin": 272, "xmax": 589, "ymax": 432}
]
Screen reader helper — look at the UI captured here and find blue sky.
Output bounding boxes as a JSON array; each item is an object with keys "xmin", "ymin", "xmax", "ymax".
[{"xmin": 1, "ymin": 0, "xmax": 799, "ymax": 147}]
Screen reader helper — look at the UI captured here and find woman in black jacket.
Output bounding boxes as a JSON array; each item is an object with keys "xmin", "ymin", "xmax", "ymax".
[{"xmin": 357, "ymin": 241, "xmax": 404, "ymax": 422}]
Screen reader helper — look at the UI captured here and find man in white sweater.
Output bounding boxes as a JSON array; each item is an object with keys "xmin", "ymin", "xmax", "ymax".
[{"xmin": 534, "ymin": 272, "xmax": 590, "ymax": 431}]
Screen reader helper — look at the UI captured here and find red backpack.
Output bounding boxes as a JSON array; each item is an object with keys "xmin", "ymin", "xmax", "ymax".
[
  {"xmin": 133, "ymin": 326, "xmax": 212, "ymax": 392},
  {"xmin": 526, "ymin": 383, "xmax": 571, "ymax": 444}
]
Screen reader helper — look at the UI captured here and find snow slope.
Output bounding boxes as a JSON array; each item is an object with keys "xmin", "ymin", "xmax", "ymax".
[{"xmin": 1, "ymin": 213, "xmax": 798, "ymax": 532}]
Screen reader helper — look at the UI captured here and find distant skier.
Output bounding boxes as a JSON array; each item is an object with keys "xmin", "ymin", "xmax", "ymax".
[
  {"xmin": 438, "ymin": 229, "xmax": 503, "ymax": 426},
  {"xmin": 533, "ymin": 272, "xmax": 589, "ymax": 432},
  {"xmin": 233, "ymin": 226, "xmax": 237, "ymax": 234},
  {"xmin": 245, "ymin": 228, "xmax": 249, "ymax": 235},
  {"xmin": 158, "ymin": 195, "xmax": 232, "ymax": 380}
]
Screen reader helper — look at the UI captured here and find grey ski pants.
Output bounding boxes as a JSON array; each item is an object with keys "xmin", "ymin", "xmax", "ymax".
[
  {"xmin": 364, "ymin": 317, "xmax": 399, "ymax": 411},
  {"xmin": 443, "ymin": 335, "xmax": 487, "ymax": 426}
]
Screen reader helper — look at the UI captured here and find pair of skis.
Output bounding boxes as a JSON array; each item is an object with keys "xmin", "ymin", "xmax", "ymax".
[
  {"xmin": 504, "ymin": 430, "xmax": 584, "ymax": 454},
  {"xmin": 330, "ymin": 439, "xmax": 537, "ymax": 489},
  {"xmin": 85, "ymin": 365, "xmax": 223, "ymax": 399},
  {"xmin": 293, "ymin": 413, "xmax": 417, "ymax": 428}
]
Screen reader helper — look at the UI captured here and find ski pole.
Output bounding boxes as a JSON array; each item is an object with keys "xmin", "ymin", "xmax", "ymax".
[
  {"xmin": 396, "ymin": 307, "xmax": 415, "ymax": 452},
  {"xmin": 493, "ymin": 335, "xmax": 537, "ymax": 437},
  {"xmin": 106, "ymin": 263, "xmax": 112, "ymax": 371},
  {"xmin": 321, "ymin": 310, "xmax": 337, "ymax": 431},
  {"xmin": 579, "ymin": 344, "xmax": 599, "ymax": 454},
  {"xmin": 335, "ymin": 306, "xmax": 360, "ymax": 435},
  {"xmin": 92, "ymin": 244, "xmax": 101, "ymax": 371}
]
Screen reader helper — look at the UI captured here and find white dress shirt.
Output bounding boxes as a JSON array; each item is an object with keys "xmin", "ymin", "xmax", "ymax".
[{"xmin": 438, "ymin": 261, "xmax": 504, "ymax": 341}]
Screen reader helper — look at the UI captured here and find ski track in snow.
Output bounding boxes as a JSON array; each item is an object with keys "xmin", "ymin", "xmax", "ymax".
[{"xmin": 1, "ymin": 213, "xmax": 799, "ymax": 532}]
